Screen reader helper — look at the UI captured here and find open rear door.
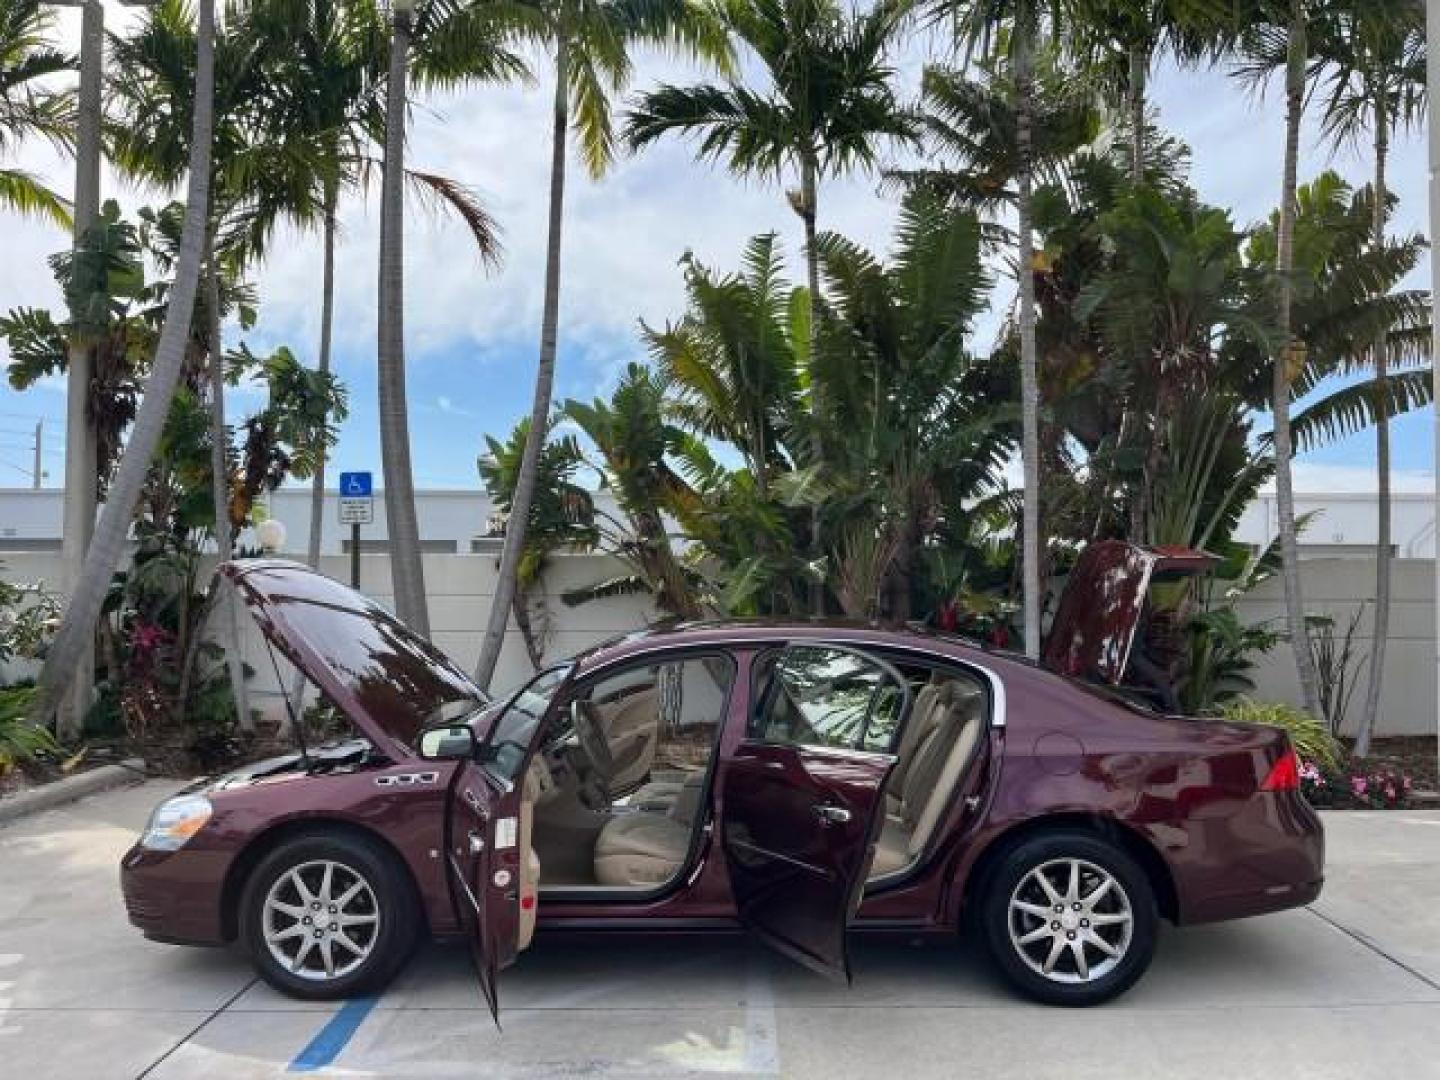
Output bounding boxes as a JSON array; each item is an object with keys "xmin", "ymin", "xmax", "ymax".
[{"xmin": 720, "ymin": 644, "xmax": 907, "ymax": 981}]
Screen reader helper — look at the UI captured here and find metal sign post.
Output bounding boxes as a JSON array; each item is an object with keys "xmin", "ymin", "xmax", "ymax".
[{"xmin": 337, "ymin": 471, "xmax": 374, "ymax": 589}]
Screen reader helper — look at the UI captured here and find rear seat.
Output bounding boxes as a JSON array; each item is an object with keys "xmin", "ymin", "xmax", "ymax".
[{"xmin": 869, "ymin": 680, "xmax": 986, "ymax": 879}]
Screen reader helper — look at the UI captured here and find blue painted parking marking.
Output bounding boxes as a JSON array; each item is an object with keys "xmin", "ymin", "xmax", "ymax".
[{"xmin": 288, "ymin": 995, "xmax": 380, "ymax": 1073}]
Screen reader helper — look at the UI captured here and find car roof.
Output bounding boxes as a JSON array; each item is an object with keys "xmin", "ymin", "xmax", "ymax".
[{"xmin": 569, "ymin": 617, "xmax": 1008, "ymax": 676}]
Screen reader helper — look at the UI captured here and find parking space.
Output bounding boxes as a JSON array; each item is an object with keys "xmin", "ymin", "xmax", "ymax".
[{"xmin": 2, "ymin": 780, "xmax": 1438, "ymax": 1079}]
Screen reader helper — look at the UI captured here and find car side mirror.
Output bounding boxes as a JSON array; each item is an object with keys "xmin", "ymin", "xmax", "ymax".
[{"xmin": 417, "ymin": 723, "xmax": 477, "ymax": 761}]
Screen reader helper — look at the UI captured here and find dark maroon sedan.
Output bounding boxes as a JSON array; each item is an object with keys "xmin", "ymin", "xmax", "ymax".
[{"xmin": 121, "ymin": 558, "xmax": 1322, "ymax": 1013}]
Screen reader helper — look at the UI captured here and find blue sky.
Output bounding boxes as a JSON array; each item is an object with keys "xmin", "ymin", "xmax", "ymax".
[{"xmin": 0, "ymin": 8, "xmax": 1431, "ymax": 493}]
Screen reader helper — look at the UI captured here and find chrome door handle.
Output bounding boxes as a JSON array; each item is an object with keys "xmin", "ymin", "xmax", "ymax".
[
  {"xmin": 814, "ymin": 804, "xmax": 851, "ymax": 826},
  {"xmin": 468, "ymin": 830, "xmax": 485, "ymax": 854}
]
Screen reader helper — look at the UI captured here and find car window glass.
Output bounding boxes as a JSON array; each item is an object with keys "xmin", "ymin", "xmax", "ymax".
[
  {"xmin": 479, "ymin": 665, "xmax": 572, "ymax": 783},
  {"xmin": 555, "ymin": 653, "xmax": 734, "ymax": 788},
  {"xmin": 753, "ymin": 645, "xmax": 906, "ymax": 751}
]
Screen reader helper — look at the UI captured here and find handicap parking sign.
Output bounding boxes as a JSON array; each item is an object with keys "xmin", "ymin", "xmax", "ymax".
[
  {"xmin": 340, "ymin": 471, "xmax": 372, "ymax": 498},
  {"xmin": 338, "ymin": 471, "xmax": 374, "ymax": 525}
]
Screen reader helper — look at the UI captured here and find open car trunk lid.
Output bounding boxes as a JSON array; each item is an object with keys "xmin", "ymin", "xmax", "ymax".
[
  {"xmin": 1042, "ymin": 541, "xmax": 1218, "ymax": 686},
  {"xmin": 220, "ymin": 560, "xmax": 488, "ymax": 757}
]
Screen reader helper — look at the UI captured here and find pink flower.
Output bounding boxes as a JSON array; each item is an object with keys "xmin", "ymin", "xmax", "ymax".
[
  {"xmin": 1384, "ymin": 786, "xmax": 1397, "ymax": 802},
  {"xmin": 1351, "ymin": 775, "xmax": 1368, "ymax": 797}
]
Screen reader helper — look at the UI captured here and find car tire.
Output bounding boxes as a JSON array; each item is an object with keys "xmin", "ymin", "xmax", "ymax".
[
  {"xmin": 978, "ymin": 831, "xmax": 1157, "ymax": 1006},
  {"xmin": 239, "ymin": 832, "xmax": 419, "ymax": 1000}
]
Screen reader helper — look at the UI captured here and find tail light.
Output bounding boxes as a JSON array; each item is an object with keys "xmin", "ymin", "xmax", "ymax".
[{"xmin": 1260, "ymin": 747, "xmax": 1300, "ymax": 792}]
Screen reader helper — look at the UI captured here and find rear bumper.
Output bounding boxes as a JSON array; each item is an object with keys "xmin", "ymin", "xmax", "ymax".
[
  {"xmin": 1168, "ymin": 790, "xmax": 1325, "ymax": 926},
  {"xmin": 120, "ymin": 843, "xmax": 229, "ymax": 946}
]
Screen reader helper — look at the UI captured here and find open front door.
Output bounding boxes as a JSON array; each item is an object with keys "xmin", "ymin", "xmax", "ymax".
[
  {"xmin": 721, "ymin": 644, "xmax": 908, "ymax": 981},
  {"xmin": 439, "ymin": 663, "xmax": 576, "ymax": 1026},
  {"xmin": 444, "ymin": 757, "xmax": 506, "ymax": 1024}
]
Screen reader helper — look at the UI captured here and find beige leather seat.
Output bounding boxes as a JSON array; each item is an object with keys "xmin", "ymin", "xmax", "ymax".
[
  {"xmin": 884, "ymin": 680, "xmax": 952, "ymax": 817},
  {"xmin": 630, "ymin": 770, "xmax": 703, "ymax": 814},
  {"xmin": 594, "ymin": 812, "xmax": 691, "ymax": 886},
  {"xmin": 869, "ymin": 681, "xmax": 986, "ymax": 879},
  {"xmin": 600, "ymin": 688, "xmax": 661, "ymax": 791}
]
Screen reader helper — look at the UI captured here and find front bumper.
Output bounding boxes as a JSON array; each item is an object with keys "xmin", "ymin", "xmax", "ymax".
[{"xmin": 120, "ymin": 843, "xmax": 230, "ymax": 946}]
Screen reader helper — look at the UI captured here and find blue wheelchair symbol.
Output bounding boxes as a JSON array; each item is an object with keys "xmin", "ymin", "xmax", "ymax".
[{"xmin": 339, "ymin": 471, "xmax": 372, "ymax": 498}]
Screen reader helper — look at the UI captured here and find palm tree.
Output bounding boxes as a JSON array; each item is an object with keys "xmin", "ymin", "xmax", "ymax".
[
  {"xmin": 922, "ymin": 0, "xmax": 1048, "ymax": 657},
  {"xmin": 377, "ymin": 0, "xmax": 426, "ymax": 634},
  {"xmin": 471, "ymin": 0, "xmax": 731, "ymax": 689},
  {"xmin": 478, "ymin": 415, "xmax": 597, "ymax": 668},
  {"xmin": 109, "ymin": 0, "xmax": 328, "ymax": 730},
  {"xmin": 0, "ymin": 0, "xmax": 73, "ymax": 225},
  {"xmin": 248, "ymin": 0, "xmax": 384, "ymax": 571},
  {"xmin": 1311, "ymin": 2, "xmax": 1426, "ymax": 752},
  {"xmin": 1231, "ymin": 0, "xmax": 1325, "ymax": 718},
  {"xmin": 563, "ymin": 365, "xmax": 706, "ymax": 621},
  {"xmin": 380, "ymin": 0, "xmax": 528, "ymax": 638},
  {"xmin": 624, "ymin": 0, "xmax": 914, "ymax": 616},
  {"xmin": 34, "ymin": 0, "xmax": 217, "ymax": 727},
  {"xmin": 810, "ymin": 190, "xmax": 1011, "ymax": 620},
  {"xmin": 1069, "ymin": 0, "xmax": 1230, "ymax": 184}
]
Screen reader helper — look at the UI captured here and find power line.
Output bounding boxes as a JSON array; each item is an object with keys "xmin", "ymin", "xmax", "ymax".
[{"xmin": 0, "ymin": 410, "xmax": 64, "ymax": 424}]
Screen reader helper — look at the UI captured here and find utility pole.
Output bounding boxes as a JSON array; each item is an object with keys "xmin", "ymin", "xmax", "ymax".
[
  {"xmin": 32, "ymin": 420, "xmax": 42, "ymax": 489},
  {"xmin": 1427, "ymin": 0, "xmax": 1439, "ymax": 791}
]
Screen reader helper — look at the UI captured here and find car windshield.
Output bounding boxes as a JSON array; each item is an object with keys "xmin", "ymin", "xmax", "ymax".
[{"xmin": 477, "ymin": 663, "xmax": 574, "ymax": 784}]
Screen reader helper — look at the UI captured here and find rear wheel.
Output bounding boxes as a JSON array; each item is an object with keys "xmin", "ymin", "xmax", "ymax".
[
  {"xmin": 240, "ymin": 832, "xmax": 418, "ymax": 1000},
  {"xmin": 978, "ymin": 831, "xmax": 1157, "ymax": 1006}
]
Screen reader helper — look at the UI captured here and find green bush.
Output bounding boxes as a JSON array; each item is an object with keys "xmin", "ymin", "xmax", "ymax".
[
  {"xmin": 0, "ymin": 685, "xmax": 58, "ymax": 772},
  {"xmin": 1217, "ymin": 698, "xmax": 1341, "ymax": 772}
]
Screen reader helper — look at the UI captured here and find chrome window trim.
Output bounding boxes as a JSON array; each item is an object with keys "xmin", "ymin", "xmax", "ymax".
[{"xmin": 604, "ymin": 634, "xmax": 1008, "ymax": 730}]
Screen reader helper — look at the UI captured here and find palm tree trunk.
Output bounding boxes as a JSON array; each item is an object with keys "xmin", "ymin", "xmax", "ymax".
[
  {"xmin": 474, "ymin": 37, "xmax": 571, "ymax": 689},
  {"xmin": 1128, "ymin": 41, "xmax": 1146, "ymax": 185},
  {"xmin": 1016, "ymin": 7, "xmax": 1042, "ymax": 660},
  {"xmin": 512, "ymin": 587, "xmax": 544, "ymax": 671},
  {"xmin": 56, "ymin": 0, "xmax": 105, "ymax": 741},
  {"xmin": 306, "ymin": 185, "xmax": 338, "ymax": 569},
  {"xmin": 1272, "ymin": 0, "xmax": 1324, "ymax": 719},
  {"xmin": 1356, "ymin": 90, "xmax": 1390, "ymax": 756},
  {"xmin": 289, "ymin": 184, "xmax": 339, "ymax": 729},
  {"xmin": 800, "ymin": 151, "xmax": 824, "ymax": 616},
  {"xmin": 32, "ymin": 0, "xmax": 217, "ymax": 726},
  {"xmin": 377, "ymin": 8, "xmax": 429, "ymax": 635},
  {"xmin": 205, "ymin": 242, "xmax": 251, "ymax": 732}
]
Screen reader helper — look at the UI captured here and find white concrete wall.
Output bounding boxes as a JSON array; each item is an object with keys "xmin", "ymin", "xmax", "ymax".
[
  {"xmin": 1232, "ymin": 557, "xmax": 1436, "ymax": 738},
  {"xmin": 1, "ymin": 551, "xmax": 1434, "ymax": 737}
]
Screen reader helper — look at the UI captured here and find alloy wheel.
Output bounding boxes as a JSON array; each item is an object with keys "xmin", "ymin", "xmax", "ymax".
[
  {"xmin": 262, "ymin": 859, "xmax": 382, "ymax": 982},
  {"xmin": 1007, "ymin": 857, "xmax": 1133, "ymax": 985}
]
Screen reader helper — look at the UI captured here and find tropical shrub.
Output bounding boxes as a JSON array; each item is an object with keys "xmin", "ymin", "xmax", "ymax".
[
  {"xmin": 1308, "ymin": 607, "xmax": 1369, "ymax": 738},
  {"xmin": 1218, "ymin": 698, "xmax": 1341, "ymax": 772},
  {"xmin": 1180, "ymin": 608, "xmax": 1279, "ymax": 715},
  {"xmin": 0, "ymin": 686, "xmax": 58, "ymax": 772},
  {"xmin": 0, "ymin": 573, "xmax": 62, "ymax": 664}
]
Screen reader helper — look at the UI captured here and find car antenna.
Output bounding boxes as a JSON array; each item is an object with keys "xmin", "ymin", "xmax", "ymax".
[{"xmin": 262, "ymin": 635, "xmax": 313, "ymax": 770}]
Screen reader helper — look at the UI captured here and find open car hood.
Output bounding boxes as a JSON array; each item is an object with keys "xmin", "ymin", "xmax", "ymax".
[
  {"xmin": 220, "ymin": 560, "xmax": 487, "ymax": 756},
  {"xmin": 1042, "ymin": 541, "xmax": 1218, "ymax": 686}
]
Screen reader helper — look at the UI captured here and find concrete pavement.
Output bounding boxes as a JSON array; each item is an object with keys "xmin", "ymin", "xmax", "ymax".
[{"xmin": 2, "ymin": 780, "xmax": 1438, "ymax": 1079}]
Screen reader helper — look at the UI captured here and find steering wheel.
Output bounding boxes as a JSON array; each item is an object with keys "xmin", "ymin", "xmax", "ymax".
[{"xmin": 570, "ymin": 699, "xmax": 615, "ymax": 778}]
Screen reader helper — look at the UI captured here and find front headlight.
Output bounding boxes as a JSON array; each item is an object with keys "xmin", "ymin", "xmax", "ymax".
[{"xmin": 140, "ymin": 794, "xmax": 213, "ymax": 851}]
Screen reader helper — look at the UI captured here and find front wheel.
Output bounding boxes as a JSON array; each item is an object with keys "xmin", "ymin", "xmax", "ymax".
[
  {"xmin": 239, "ymin": 832, "xmax": 418, "ymax": 1000},
  {"xmin": 978, "ymin": 832, "xmax": 1157, "ymax": 1006}
]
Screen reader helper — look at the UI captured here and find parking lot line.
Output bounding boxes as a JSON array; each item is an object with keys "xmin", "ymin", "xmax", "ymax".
[{"xmin": 288, "ymin": 994, "xmax": 380, "ymax": 1073}]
